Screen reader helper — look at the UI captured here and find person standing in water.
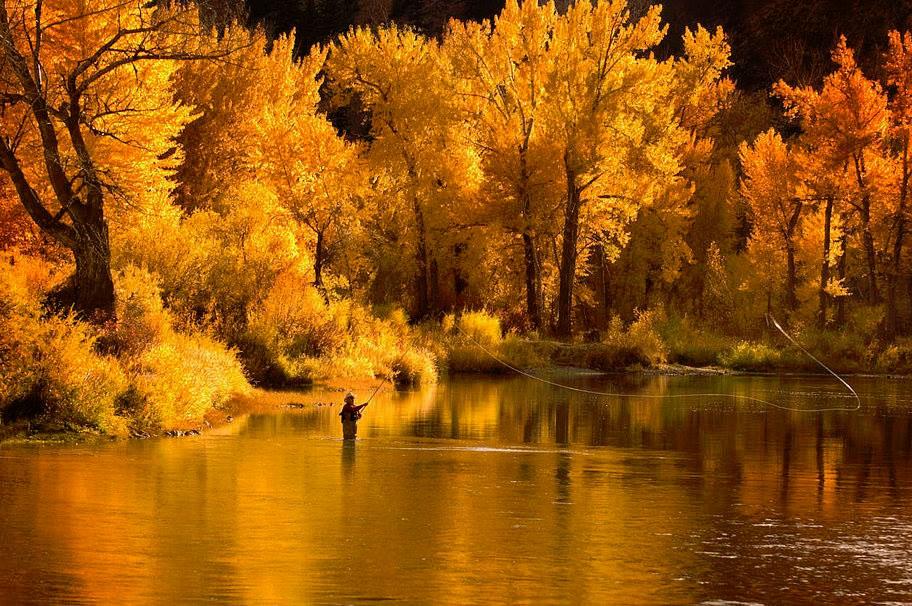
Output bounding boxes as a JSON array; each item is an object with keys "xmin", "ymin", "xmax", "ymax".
[{"xmin": 340, "ymin": 392, "xmax": 369, "ymax": 440}]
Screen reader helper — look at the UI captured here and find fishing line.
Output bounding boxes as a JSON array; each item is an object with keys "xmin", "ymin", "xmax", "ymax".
[{"xmin": 454, "ymin": 315, "xmax": 862, "ymax": 413}]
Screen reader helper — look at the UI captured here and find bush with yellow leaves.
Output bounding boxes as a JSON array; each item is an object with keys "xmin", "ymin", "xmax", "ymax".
[
  {"xmin": 242, "ymin": 273, "xmax": 436, "ymax": 386},
  {"xmin": 113, "ymin": 267, "xmax": 250, "ymax": 430},
  {"xmin": 0, "ymin": 252, "xmax": 127, "ymax": 433},
  {"xmin": 0, "ymin": 256, "xmax": 250, "ymax": 434}
]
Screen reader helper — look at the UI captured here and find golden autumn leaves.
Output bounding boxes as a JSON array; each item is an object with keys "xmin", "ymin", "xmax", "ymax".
[
  {"xmin": 326, "ymin": 0, "xmax": 732, "ymax": 333},
  {"xmin": 740, "ymin": 35, "xmax": 912, "ymax": 332},
  {"xmin": 2, "ymin": 0, "xmax": 912, "ymax": 339}
]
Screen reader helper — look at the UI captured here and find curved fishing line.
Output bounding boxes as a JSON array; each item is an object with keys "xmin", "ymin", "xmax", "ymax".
[
  {"xmin": 454, "ymin": 316, "xmax": 861, "ymax": 413},
  {"xmin": 765, "ymin": 314, "xmax": 861, "ymax": 411}
]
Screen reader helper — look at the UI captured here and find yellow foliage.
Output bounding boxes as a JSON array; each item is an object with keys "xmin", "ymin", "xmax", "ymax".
[
  {"xmin": 0, "ymin": 301, "xmax": 127, "ymax": 433},
  {"xmin": 599, "ymin": 310, "xmax": 668, "ymax": 366},
  {"xmin": 0, "ymin": 258, "xmax": 250, "ymax": 433},
  {"xmin": 719, "ymin": 341, "xmax": 782, "ymax": 370},
  {"xmin": 127, "ymin": 332, "xmax": 249, "ymax": 430},
  {"xmin": 112, "ymin": 266, "xmax": 251, "ymax": 430},
  {"xmin": 457, "ymin": 311, "xmax": 502, "ymax": 347}
]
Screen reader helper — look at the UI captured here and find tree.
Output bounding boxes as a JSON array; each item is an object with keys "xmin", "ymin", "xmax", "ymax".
[
  {"xmin": 446, "ymin": 0, "xmax": 562, "ymax": 329},
  {"xmin": 739, "ymin": 129, "xmax": 803, "ymax": 310},
  {"xmin": 327, "ymin": 24, "xmax": 478, "ymax": 318},
  {"xmin": 776, "ymin": 37, "xmax": 890, "ymax": 305},
  {"xmin": 173, "ymin": 29, "xmax": 292, "ymax": 213},
  {"xmin": 254, "ymin": 47, "xmax": 367, "ymax": 290},
  {"xmin": 546, "ymin": 4, "xmax": 731, "ymax": 337},
  {"xmin": 884, "ymin": 30, "xmax": 912, "ymax": 336},
  {"xmin": 547, "ymin": 0, "xmax": 676, "ymax": 337},
  {"xmin": 0, "ymin": 0, "xmax": 225, "ymax": 320}
]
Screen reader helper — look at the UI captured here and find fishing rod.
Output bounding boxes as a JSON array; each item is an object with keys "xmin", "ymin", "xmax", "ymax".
[{"xmin": 454, "ymin": 314, "xmax": 861, "ymax": 413}]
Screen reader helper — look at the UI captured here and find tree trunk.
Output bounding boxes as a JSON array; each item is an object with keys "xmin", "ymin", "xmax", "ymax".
[
  {"xmin": 817, "ymin": 197, "xmax": 833, "ymax": 329},
  {"xmin": 861, "ymin": 203, "xmax": 880, "ymax": 303},
  {"xmin": 907, "ymin": 273, "xmax": 912, "ymax": 328},
  {"xmin": 556, "ymin": 156, "xmax": 581, "ymax": 339},
  {"xmin": 783, "ymin": 202, "xmax": 803, "ymax": 312},
  {"xmin": 314, "ymin": 230, "xmax": 325, "ymax": 289},
  {"xmin": 52, "ymin": 205, "xmax": 116, "ymax": 321},
  {"xmin": 885, "ymin": 227, "xmax": 906, "ymax": 339},
  {"xmin": 785, "ymin": 242, "xmax": 798, "ymax": 311},
  {"xmin": 835, "ymin": 231, "xmax": 848, "ymax": 326},
  {"xmin": 412, "ymin": 195, "xmax": 430, "ymax": 320},
  {"xmin": 518, "ymin": 144, "xmax": 543, "ymax": 330},
  {"xmin": 595, "ymin": 244, "xmax": 611, "ymax": 328},
  {"xmin": 71, "ymin": 231, "xmax": 115, "ymax": 321},
  {"xmin": 0, "ymin": 140, "xmax": 115, "ymax": 321},
  {"xmin": 885, "ymin": 144, "xmax": 909, "ymax": 339},
  {"xmin": 522, "ymin": 231, "xmax": 543, "ymax": 330},
  {"xmin": 855, "ymin": 154, "xmax": 880, "ymax": 303}
]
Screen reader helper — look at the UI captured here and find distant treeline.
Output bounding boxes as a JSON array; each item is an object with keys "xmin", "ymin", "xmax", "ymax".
[{"xmin": 232, "ymin": 0, "xmax": 912, "ymax": 91}]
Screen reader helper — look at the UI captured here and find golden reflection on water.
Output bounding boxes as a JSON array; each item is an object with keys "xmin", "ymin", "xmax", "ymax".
[{"xmin": 1, "ymin": 375, "xmax": 911, "ymax": 604}]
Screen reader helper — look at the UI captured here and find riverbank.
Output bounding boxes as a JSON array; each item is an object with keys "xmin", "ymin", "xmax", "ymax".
[
  {"xmin": 437, "ymin": 311, "xmax": 912, "ymax": 377},
  {"xmin": 5, "ymin": 304, "xmax": 911, "ymax": 445},
  {"xmin": 4, "ymin": 360, "xmax": 902, "ymax": 446}
]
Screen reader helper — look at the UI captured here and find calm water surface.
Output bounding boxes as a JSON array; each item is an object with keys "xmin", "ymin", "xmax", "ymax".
[{"xmin": 1, "ymin": 374, "xmax": 912, "ymax": 604}]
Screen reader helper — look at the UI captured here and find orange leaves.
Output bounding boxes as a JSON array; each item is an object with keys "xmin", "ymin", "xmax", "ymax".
[
  {"xmin": 775, "ymin": 37, "xmax": 888, "ymax": 161},
  {"xmin": 739, "ymin": 129, "xmax": 801, "ymax": 239}
]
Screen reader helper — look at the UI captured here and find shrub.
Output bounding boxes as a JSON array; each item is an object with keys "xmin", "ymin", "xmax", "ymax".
[
  {"xmin": 0, "ymin": 308, "xmax": 127, "ymax": 434},
  {"xmin": 112, "ymin": 266, "xmax": 172, "ymax": 353},
  {"xmin": 582, "ymin": 342, "xmax": 651, "ymax": 370},
  {"xmin": 498, "ymin": 335, "xmax": 554, "ymax": 369},
  {"xmin": 443, "ymin": 311, "xmax": 510, "ymax": 373},
  {"xmin": 719, "ymin": 341, "xmax": 781, "ymax": 371},
  {"xmin": 443, "ymin": 316, "xmax": 554, "ymax": 373},
  {"xmin": 242, "ymin": 273, "xmax": 346, "ymax": 383},
  {"xmin": 247, "ymin": 274, "xmax": 345, "ymax": 359},
  {"xmin": 242, "ymin": 278, "xmax": 437, "ymax": 386},
  {"xmin": 792, "ymin": 327, "xmax": 871, "ymax": 373},
  {"xmin": 393, "ymin": 347, "xmax": 438, "ymax": 386},
  {"xmin": 0, "ymin": 251, "xmax": 62, "ymax": 310},
  {"xmin": 580, "ymin": 311, "xmax": 667, "ymax": 370},
  {"xmin": 877, "ymin": 338, "xmax": 912, "ymax": 374},
  {"xmin": 126, "ymin": 332, "xmax": 249, "ymax": 430},
  {"xmin": 36, "ymin": 316, "xmax": 129, "ymax": 433},
  {"xmin": 446, "ymin": 343, "xmax": 506, "ymax": 373},
  {"xmin": 112, "ymin": 266, "xmax": 251, "ymax": 429},
  {"xmin": 1, "ymin": 254, "xmax": 127, "ymax": 431},
  {"xmin": 622, "ymin": 310, "xmax": 667, "ymax": 365},
  {"xmin": 660, "ymin": 315, "xmax": 732, "ymax": 366},
  {"xmin": 457, "ymin": 310, "xmax": 502, "ymax": 346}
]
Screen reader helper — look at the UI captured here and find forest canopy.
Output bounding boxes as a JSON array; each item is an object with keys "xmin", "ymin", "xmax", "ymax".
[{"xmin": 3, "ymin": 0, "xmax": 912, "ymax": 433}]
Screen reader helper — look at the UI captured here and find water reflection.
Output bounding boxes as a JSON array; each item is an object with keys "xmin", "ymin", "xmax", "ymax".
[{"xmin": 0, "ymin": 375, "xmax": 910, "ymax": 604}]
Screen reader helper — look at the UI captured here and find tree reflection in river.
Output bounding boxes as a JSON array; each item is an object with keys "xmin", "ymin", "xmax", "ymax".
[{"xmin": 0, "ymin": 374, "xmax": 911, "ymax": 604}]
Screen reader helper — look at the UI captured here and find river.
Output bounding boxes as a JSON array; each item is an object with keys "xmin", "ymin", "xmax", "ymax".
[{"xmin": 1, "ymin": 374, "xmax": 911, "ymax": 604}]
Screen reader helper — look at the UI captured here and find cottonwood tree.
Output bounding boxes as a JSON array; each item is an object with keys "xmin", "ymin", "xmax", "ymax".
[
  {"xmin": 792, "ymin": 143, "xmax": 845, "ymax": 328},
  {"xmin": 884, "ymin": 30, "xmax": 912, "ymax": 336},
  {"xmin": 446, "ymin": 0, "xmax": 562, "ymax": 330},
  {"xmin": 328, "ymin": 25, "xmax": 479, "ymax": 319},
  {"xmin": 172, "ymin": 30, "xmax": 306, "ymax": 214},
  {"xmin": 776, "ymin": 38, "xmax": 890, "ymax": 306},
  {"xmin": 254, "ymin": 47, "xmax": 367, "ymax": 291},
  {"xmin": 739, "ymin": 130, "xmax": 804, "ymax": 310},
  {"xmin": 547, "ymin": 1, "xmax": 726, "ymax": 337},
  {"xmin": 545, "ymin": 1, "xmax": 670, "ymax": 337},
  {"xmin": 0, "ymin": 0, "xmax": 232, "ymax": 320},
  {"xmin": 616, "ymin": 25, "xmax": 733, "ymax": 319}
]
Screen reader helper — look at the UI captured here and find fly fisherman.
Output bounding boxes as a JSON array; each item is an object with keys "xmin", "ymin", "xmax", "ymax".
[{"xmin": 339, "ymin": 392, "xmax": 369, "ymax": 440}]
